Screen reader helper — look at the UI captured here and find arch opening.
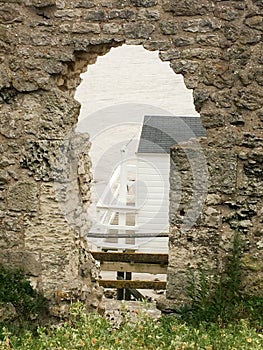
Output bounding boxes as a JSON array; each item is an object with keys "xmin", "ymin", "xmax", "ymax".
[{"xmin": 71, "ymin": 44, "xmax": 207, "ymax": 299}]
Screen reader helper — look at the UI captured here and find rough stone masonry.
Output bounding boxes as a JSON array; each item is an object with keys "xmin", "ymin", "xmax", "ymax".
[{"xmin": 0, "ymin": 0, "xmax": 262, "ymax": 314}]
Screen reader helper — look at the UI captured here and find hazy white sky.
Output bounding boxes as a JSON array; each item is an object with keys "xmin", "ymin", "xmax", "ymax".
[
  {"xmin": 75, "ymin": 44, "xmax": 198, "ymax": 125},
  {"xmin": 74, "ymin": 45, "xmax": 199, "ymax": 208}
]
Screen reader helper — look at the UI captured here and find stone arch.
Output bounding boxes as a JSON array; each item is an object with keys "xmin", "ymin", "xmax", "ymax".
[{"xmin": 0, "ymin": 0, "xmax": 262, "ymax": 314}]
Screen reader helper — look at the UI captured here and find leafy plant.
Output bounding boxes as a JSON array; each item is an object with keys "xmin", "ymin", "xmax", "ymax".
[
  {"xmin": 0, "ymin": 264, "xmax": 48, "ymax": 326},
  {"xmin": 0, "ymin": 232, "xmax": 262, "ymax": 349},
  {"xmin": 178, "ymin": 231, "xmax": 263, "ymax": 327},
  {"xmin": 0, "ymin": 302, "xmax": 262, "ymax": 350}
]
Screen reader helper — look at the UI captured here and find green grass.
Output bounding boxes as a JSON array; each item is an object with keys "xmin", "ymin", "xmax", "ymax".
[
  {"xmin": 0, "ymin": 233, "xmax": 262, "ymax": 349},
  {"xmin": 0, "ymin": 302, "xmax": 262, "ymax": 350}
]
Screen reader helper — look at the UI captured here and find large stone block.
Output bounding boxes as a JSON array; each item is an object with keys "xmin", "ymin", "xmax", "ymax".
[
  {"xmin": 72, "ymin": 23, "xmax": 101, "ymax": 34},
  {"xmin": 182, "ymin": 18, "xmax": 221, "ymax": 33},
  {"xmin": 7, "ymin": 181, "xmax": 38, "ymax": 212},
  {"xmin": 25, "ymin": 0, "xmax": 56, "ymax": 7},
  {"xmin": 0, "ymin": 250, "xmax": 42, "ymax": 276},
  {"xmin": 124, "ymin": 22, "xmax": 155, "ymax": 38},
  {"xmin": 163, "ymin": 0, "xmax": 213, "ymax": 15},
  {"xmin": 83, "ymin": 10, "xmax": 106, "ymax": 21},
  {"xmin": 133, "ymin": 0, "xmax": 157, "ymax": 7},
  {"xmin": 75, "ymin": 1, "xmax": 96, "ymax": 8},
  {"xmin": 207, "ymin": 149, "xmax": 238, "ymax": 194},
  {"xmin": 237, "ymin": 149, "xmax": 263, "ymax": 196},
  {"xmin": 0, "ymin": 4, "xmax": 23, "ymax": 24}
]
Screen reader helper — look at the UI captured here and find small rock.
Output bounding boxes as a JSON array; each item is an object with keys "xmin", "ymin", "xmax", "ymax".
[{"xmin": 0, "ymin": 303, "xmax": 17, "ymax": 323}]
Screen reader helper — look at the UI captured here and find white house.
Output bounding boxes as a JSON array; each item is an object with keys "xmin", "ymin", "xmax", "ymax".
[
  {"xmin": 135, "ymin": 115, "xmax": 206, "ymax": 252},
  {"xmin": 91, "ymin": 115, "xmax": 206, "ymax": 253}
]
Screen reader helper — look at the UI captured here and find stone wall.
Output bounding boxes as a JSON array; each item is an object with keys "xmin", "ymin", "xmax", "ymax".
[
  {"xmin": 168, "ymin": 138, "xmax": 263, "ymax": 302},
  {"xmin": 0, "ymin": 0, "xmax": 262, "ymax": 311}
]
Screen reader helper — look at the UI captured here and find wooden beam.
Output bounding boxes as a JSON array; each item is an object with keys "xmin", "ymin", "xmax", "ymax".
[
  {"xmin": 116, "ymin": 275, "xmax": 146, "ymax": 301},
  {"xmin": 87, "ymin": 232, "xmax": 169, "ymax": 238},
  {"xmin": 100, "ymin": 224, "xmax": 138, "ymax": 230},
  {"xmin": 98, "ymin": 280, "xmax": 166, "ymax": 290},
  {"xmin": 91, "ymin": 251, "xmax": 168, "ymax": 265},
  {"xmin": 100, "ymin": 261, "xmax": 167, "ymax": 274},
  {"xmin": 96, "ymin": 205, "xmax": 139, "ymax": 212}
]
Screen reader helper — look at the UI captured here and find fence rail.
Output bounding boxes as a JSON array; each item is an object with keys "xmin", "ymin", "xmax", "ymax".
[
  {"xmin": 91, "ymin": 251, "xmax": 168, "ymax": 300},
  {"xmin": 98, "ymin": 280, "xmax": 166, "ymax": 290},
  {"xmin": 87, "ymin": 232, "xmax": 169, "ymax": 238},
  {"xmin": 91, "ymin": 251, "xmax": 168, "ymax": 265}
]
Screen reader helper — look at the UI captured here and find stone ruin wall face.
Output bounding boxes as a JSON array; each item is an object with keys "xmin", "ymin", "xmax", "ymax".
[{"xmin": 0, "ymin": 0, "xmax": 262, "ymax": 312}]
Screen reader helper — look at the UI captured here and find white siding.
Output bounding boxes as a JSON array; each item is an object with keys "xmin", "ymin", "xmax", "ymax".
[
  {"xmin": 136, "ymin": 154, "xmax": 170, "ymax": 236},
  {"xmin": 137, "ymin": 237, "xmax": 169, "ymax": 253}
]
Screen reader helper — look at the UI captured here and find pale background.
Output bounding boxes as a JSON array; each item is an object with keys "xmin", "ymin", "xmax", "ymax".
[
  {"xmin": 74, "ymin": 44, "xmax": 199, "ymax": 293},
  {"xmin": 75, "ymin": 44, "xmax": 198, "ymax": 204}
]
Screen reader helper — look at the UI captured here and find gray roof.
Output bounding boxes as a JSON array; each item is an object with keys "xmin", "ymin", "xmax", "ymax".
[{"xmin": 137, "ymin": 116, "xmax": 206, "ymax": 154}]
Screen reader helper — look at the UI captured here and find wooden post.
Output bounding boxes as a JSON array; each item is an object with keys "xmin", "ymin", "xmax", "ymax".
[
  {"xmin": 117, "ymin": 271, "xmax": 125, "ymax": 300},
  {"xmin": 124, "ymin": 272, "xmax": 132, "ymax": 300},
  {"xmin": 117, "ymin": 271, "xmax": 132, "ymax": 300},
  {"xmin": 118, "ymin": 147, "xmax": 128, "ymax": 247}
]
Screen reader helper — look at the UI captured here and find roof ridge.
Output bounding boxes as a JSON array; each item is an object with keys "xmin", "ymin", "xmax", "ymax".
[{"xmin": 137, "ymin": 115, "xmax": 206, "ymax": 154}]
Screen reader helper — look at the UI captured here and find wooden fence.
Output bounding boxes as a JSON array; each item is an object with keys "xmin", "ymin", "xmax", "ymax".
[{"xmin": 91, "ymin": 251, "xmax": 168, "ymax": 300}]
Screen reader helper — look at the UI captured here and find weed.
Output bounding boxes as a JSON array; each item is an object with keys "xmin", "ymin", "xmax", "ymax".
[
  {"xmin": 0, "ymin": 233, "xmax": 262, "ymax": 349},
  {"xmin": 176, "ymin": 232, "xmax": 263, "ymax": 328},
  {"xmin": 0, "ymin": 301, "xmax": 262, "ymax": 350},
  {"xmin": 0, "ymin": 264, "xmax": 48, "ymax": 334}
]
